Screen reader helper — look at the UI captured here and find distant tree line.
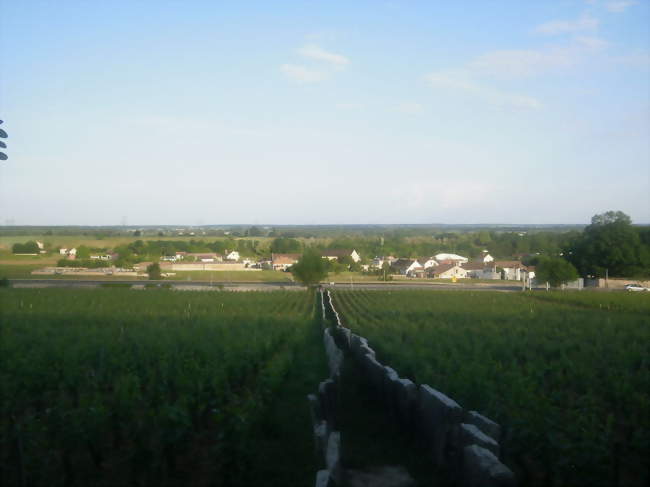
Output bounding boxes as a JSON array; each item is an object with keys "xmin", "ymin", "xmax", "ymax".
[{"xmin": 12, "ymin": 241, "xmax": 40, "ymax": 253}]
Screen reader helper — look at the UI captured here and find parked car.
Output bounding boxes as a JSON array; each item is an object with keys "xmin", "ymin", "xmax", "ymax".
[{"xmin": 624, "ymin": 283, "xmax": 649, "ymax": 292}]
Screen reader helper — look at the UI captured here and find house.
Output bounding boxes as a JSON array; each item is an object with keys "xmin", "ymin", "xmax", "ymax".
[
  {"xmin": 494, "ymin": 261, "xmax": 526, "ymax": 280},
  {"xmin": 175, "ymin": 251, "xmax": 187, "ymax": 260},
  {"xmin": 133, "ymin": 261, "xmax": 153, "ymax": 272},
  {"xmin": 371, "ymin": 255, "xmax": 398, "ymax": 269},
  {"xmin": 391, "ymin": 258, "xmax": 422, "ymax": 276},
  {"xmin": 418, "ymin": 257, "xmax": 439, "ymax": 269},
  {"xmin": 272, "ymin": 253, "xmax": 301, "ymax": 271},
  {"xmin": 90, "ymin": 254, "xmax": 115, "ymax": 261},
  {"xmin": 59, "ymin": 248, "xmax": 76, "ymax": 258},
  {"xmin": 427, "ymin": 264, "xmax": 468, "ymax": 279},
  {"xmin": 36, "ymin": 241, "xmax": 45, "ymax": 252},
  {"xmin": 461, "ymin": 262, "xmax": 499, "ymax": 279},
  {"xmin": 522, "ymin": 266, "xmax": 536, "ymax": 288},
  {"xmin": 434, "ymin": 253, "xmax": 468, "ymax": 265},
  {"xmin": 480, "ymin": 250, "xmax": 494, "ymax": 263},
  {"xmin": 226, "ymin": 250, "xmax": 240, "ymax": 261},
  {"xmin": 462, "ymin": 261, "xmax": 488, "ymax": 279},
  {"xmin": 321, "ymin": 249, "xmax": 361, "ymax": 263}
]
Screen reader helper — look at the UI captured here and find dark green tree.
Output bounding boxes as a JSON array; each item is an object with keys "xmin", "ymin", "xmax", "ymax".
[
  {"xmin": 291, "ymin": 249, "xmax": 327, "ymax": 287},
  {"xmin": 535, "ymin": 256, "xmax": 579, "ymax": 288},
  {"xmin": 147, "ymin": 263, "xmax": 162, "ymax": 280},
  {"xmin": 76, "ymin": 245, "xmax": 91, "ymax": 259},
  {"xmin": 12, "ymin": 241, "xmax": 40, "ymax": 254},
  {"xmin": 270, "ymin": 237, "xmax": 302, "ymax": 254},
  {"xmin": 567, "ymin": 211, "xmax": 650, "ymax": 277}
]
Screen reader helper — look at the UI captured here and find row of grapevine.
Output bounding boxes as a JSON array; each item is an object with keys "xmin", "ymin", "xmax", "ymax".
[
  {"xmin": 331, "ymin": 290, "xmax": 650, "ymax": 487},
  {"xmin": 0, "ymin": 288, "xmax": 315, "ymax": 486}
]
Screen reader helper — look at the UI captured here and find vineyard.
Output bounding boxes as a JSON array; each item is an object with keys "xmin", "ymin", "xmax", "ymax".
[
  {"xmin": 0, "ymin": 288, "xmax": 324, "ymax": 487},
  {"xmin": 331, "ymin": 290, "xmax": 650, "ymax": 487}
]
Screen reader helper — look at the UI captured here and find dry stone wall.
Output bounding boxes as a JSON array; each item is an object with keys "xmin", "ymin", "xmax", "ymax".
[
  {"xmin": 321, "ymin": 290, "xmax": 516, "ymax": 487},
  {"xmin": 308, "ymin": 294, "xmax": 345, "ymax": 486}
]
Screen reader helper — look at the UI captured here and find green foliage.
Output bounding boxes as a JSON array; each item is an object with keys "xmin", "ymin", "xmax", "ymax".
[
  {"xmin": 0, "ymin": 277, "xmax": 10, "ymax": 287},
  {"xmin": 0, "ymin": 289, "xmax": 315, "ymax": 486},
  {"xmin": 567, "ymin": 211, "xmax": 650, "ymax": 277},
  {"xmin": 75, "ymin": 245, "xmax": 91, "ymax": 259},
  {"xmin": 332, "ymin": 290, "xmax": 650, "ymax": 487},
  {"xmin": 246, "ymin": 226, "xmax": 263, "ymax": 237},
  {"xmin": 56, "ymin": 259, "xmax": 110, "ymax": 268},
  {"xmin": 12, "ymin": 241, "xmax": 40, "ymax": 254},
  {"xmin": 291, "ymin": 249, "xmax": 327, "ymax": 286},
  {"xmin": 535, "ymin": 256, "xmax": 579, "ymax": 287},
  {"xmin": 270, "ymin": 237, "xmax": 302, "ymax": 254},
  {"xmin": 147, "ymin": 262, "xmax": 162, "ymax": 280}
]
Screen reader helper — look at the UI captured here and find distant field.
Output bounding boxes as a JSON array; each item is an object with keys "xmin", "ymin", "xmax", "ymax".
[{"xmin": 331, "ymin": 290, "xmax": 650, "ymax": 487}]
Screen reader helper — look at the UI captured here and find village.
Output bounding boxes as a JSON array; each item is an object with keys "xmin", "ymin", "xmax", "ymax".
[{"xmin": 29, "ymin": 242, "xmax": 537, "ymax": 285}]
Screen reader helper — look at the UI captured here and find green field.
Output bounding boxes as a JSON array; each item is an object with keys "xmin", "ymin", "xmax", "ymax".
[
  {"xmin": 331, "ymin": 290, "xmax": 650, "ymax": 487},
  {"xmin": 0, "ymin": 288, "xmax": 326, "ymax": 487}
]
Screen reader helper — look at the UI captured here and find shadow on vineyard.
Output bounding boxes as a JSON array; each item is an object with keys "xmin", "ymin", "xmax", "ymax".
[{"xmin": 336, "ymin": 359, "xmax": 451, "ymax": 486}]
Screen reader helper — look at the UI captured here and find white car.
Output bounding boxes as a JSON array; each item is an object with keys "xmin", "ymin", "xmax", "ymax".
[{"xmin": 624, "ymin": 284, "xmax": 649, "ymax": 292}]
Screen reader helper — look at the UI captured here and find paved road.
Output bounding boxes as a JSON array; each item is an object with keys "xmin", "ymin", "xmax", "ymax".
[{"xmin": 9, "ymin": 279, "xmax": 525, "ymax": 292}]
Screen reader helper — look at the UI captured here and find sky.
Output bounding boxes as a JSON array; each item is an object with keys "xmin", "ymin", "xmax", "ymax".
[{"xmin": 0, "ymin": 0, "xmax": 648, "ymax": 225}]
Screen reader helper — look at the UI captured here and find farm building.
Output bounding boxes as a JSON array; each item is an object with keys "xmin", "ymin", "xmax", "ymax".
[
  {"xmin": 434, "ymin": 253, "xmax": 468, "ymax": 265},
  {"xmin": 427, "ymin": 264, "xmax": 468, "ymax": 279},
  {"xmin": 271, "ymin": 253, "xmax": 301, "ymax": 271},
  {"xmin": 321, "ymin": 249, "xmax": 361, "ymax": 263},
  {"xmin": 391, "ymin": 258, "xmax": 423, "ymax": 276}
]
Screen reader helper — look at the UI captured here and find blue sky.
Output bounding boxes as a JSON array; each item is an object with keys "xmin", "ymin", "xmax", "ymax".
[{"xmin": 1, "ymin": 0, "xmax": 648, "ymax": 225}]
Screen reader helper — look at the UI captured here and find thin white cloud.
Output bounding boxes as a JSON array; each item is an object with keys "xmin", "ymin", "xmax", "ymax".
[
  {"xmin": 614, "ymin": 50, "xmax": 650, "ymax": 68},
  {"xmin": 336, "ymin": 102, "xmax": 365, "ymax": 110},
  {"xmin": 575, "ymin": 36, "xmax": 610, "ymax": 49},
  {"xmin": 280, "ymin": 64, "xmax": 325, "ymax": 83},
  {"xmin": 425, "ymin": 71, "xmax": 542, "ymax": 110},
  {"xmin": 396, "ymin": 102, "xmax": 424, "ymax": 114},
  {"xmin": 471, "ymin": 48, "xmax": 576, "ymax": 78},
  {"xmin": 298, "ymin": 45, "xmax": 350, "ymax": 67},
  {"xmin": 535, "ymin": 14, "xmax": 599, "ymax": 35},
  {"xmin": 605, "ymin": 1, "xmax": 637, "ymax": 12}
]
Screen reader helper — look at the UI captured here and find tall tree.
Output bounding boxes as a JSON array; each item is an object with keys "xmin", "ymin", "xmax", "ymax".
[
  {"xmin": 567, "ymin": 211, "xmax": 649, "ymax": 277},
  {"xmin": 535, "ymin": 256, "xmax": 578, "ymax": 288},
  {"xmin": 291, "ymin": 249, "xmax": 327, "ymax": 287}
]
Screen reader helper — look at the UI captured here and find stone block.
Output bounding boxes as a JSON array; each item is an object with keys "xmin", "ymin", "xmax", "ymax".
[
  {"xmin": 394, "ymin": 378, "xmax": 417, "ymax": 427},
  {"xmin": 464, "ymin": 411, "xmax": 502, "ymax": 445},
  {"xmin": 339, "ymin": 327, "xmax": 352, "ymax": 350},
  {"xmin": 315, "ymin": 469, "xmax": 332, "ymax": 487},
  {"xmin": 418, "ymin": 385, "xmax": 464, "ymax": 467},
  {"xmin": 362, "ymin": 353, "xmax": 385, "ymax": 393},
  {"xmin": 351, "ymin": 335, "xmax": 370, "ymax": 360},
  {"xmin": 383, "ymin": 366, "xmax": 400, "ymax": 413},
  {"xmin": 454, "ymin": 423, "xmax": 500, "ymax": 458},
  {"xmin": 326, "ymin": 431, "xmax": 342, "ymax": 486},
  {"xmin": 319, "ymin": 379, "xmax": 338, "ymax": 425},
  {"xmin": 461, "ymin": 445, "xmax": 516, "ymax": 487},
  {"xmin": 314, "ymin": 420, "xmax": 329, "ymax": 460},
  {"xmin": 307, "ymin": 393, "xmax": 322, "ymax": 425}
]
